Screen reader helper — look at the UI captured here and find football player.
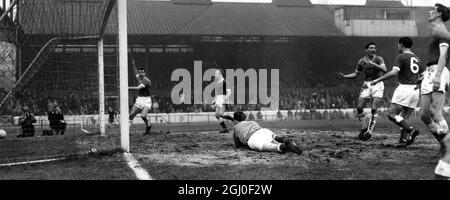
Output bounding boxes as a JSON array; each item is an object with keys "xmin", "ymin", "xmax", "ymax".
[
  {"xmin": 371, "ymin": 37, "xmax": 424, "ymax": 148},
  {"xmin": 337, "ymin": 42, "xmax": 387, "ymax": 140}
]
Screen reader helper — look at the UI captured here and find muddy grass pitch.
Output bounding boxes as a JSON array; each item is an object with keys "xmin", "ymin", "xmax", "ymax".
[
  {"xmin": 129, "ymin": 118, "xmax": 441, "ymax": 180},
  {"xmin": 0, "ymin": 118, "xmax": 442, "ymax": 180}
]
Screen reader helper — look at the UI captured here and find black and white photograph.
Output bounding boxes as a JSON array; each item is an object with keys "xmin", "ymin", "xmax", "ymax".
[{"xmin": 1, "ymin": 0, "xmax": 450, "ymax": 186}]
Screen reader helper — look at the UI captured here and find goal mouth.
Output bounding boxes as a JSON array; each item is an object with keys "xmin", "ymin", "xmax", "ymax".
[{"xmin": 0, "ymin": 0, "xmax": 119, "ymax": 166}]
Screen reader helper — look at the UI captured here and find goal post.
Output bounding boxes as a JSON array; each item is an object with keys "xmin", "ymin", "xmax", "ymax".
[
  {"xmin": 98, "ymin": 37, "xmax": 105, "ymax": 136},
  {"xmin": 0, "ymin": 0, "xmax": 124, "ymax": 166},
  {"xmin": 118, "ymin": 0, "xmax": 129, "ymax": 152}
]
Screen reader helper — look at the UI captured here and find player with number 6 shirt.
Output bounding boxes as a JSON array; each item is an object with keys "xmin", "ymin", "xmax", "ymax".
[{"xmin": 371, "ymin": 37, "xmax": 424, "ymax": 148}]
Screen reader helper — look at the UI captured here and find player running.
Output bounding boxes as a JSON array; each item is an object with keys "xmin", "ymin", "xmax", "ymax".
[
  {"xmin": 129, "ymin": 68, "xmax": 152, "ymax": 135},
  {"xmin": 221, "ymin": 111, "xmax": 302, "ymax": 154},
  {"xmin": 420, "ymin": 3, "xmax": 450, "ymax": 180},
  {"xmin": 212, "ymin": 69, "xmax": 231, "ymax": 133},
  {"xmin": 371, "ymin": 37, "xmax": 424, "ymax": 148},
  {"xmin": 337, "ymin": 42, "xmax": 387, "ymax": 140}
]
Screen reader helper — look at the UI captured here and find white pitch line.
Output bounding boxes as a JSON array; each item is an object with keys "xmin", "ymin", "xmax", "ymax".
[
  {"xmin": 123, "ymin": 152, "xmax": 153, "ymax": 180},
  {"xmin": 0, "ymin": 158, "xmax": 64, "ymax": 167}
]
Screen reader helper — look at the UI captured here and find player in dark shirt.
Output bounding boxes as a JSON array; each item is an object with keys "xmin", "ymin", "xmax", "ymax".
[
  {"xmin": 221, "ymin": 111, "xmax": 302, "ymax": 154},
  {"xmin": 107, "ymin": 107, "xmax": 117, "ymax": 127},
  {"xmin": 212, "ymin": 69, "xmax": 231, "ymax": 133},
  {"xmin": 418, "ymin": 3, "xmax": 450, "ymax": 180},
  {"xmin": 337, "ymin": 42, "xmax": 387, "ymax": 140},
  {"xmin": 371, "ymin": 37, "xmax": 424, "ymax": 147},
  {"xmin": 129, "ymin": 68, "xmax": 152, "ymax": 135}
]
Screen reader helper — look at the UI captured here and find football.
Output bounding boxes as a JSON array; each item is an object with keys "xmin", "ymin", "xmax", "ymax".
[{"xmin": 0, "ymin": 129, "xmax": 6, "ymax": 139}]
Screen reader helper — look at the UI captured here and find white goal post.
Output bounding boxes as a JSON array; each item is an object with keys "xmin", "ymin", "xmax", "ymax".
[{"xmin": 118, "ymin": 0, "xmax": 129, "ymax": 152}]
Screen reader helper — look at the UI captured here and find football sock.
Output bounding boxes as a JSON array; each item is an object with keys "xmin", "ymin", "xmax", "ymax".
[
  {"xmin": 368, "ymin": 114, "xmax": 378, "ymax": 133},
  {"xmin": 393, "ymin": 115, "xmax": 413, "ymax": 132},
  {"xmin": 274, "ymin": 135, "xmax": 291, "ymax": 143},
  {"xmin": 435, "ymin": 160, "xmax": 450, "ymax": 178},
  {"xmin": 260, "ymin": 143, "xmax": 282, "ymax": 152},
  {"xmin": 438, "ymin": 120, "xmax": 449, "ymax": 134},
  {"xmin": 357, "ymin": 111, "xmax": 367, "ymax": 129},
  {"xmin": 388, "ymin": 115, "xmax": 403, "ymax": 128},
  {"xmin": 142, "ymin": 117, "xmax": 150, "ymax": 127},
  {"xmin": 220, "ymin": 121, "xmax": 227, "ymax": 129},
  {"xmin": 428, "ymin": 122, "xmax": 444, "ymax": 141},
  {"xmin": 278, "ymin": 143, "xmax": 288, "ymax": 153}
]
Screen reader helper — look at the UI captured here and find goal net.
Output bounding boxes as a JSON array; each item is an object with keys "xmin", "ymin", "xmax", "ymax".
[{"xmin": 0, "ymin": 0, "xmax": 119, "ymax": 166}]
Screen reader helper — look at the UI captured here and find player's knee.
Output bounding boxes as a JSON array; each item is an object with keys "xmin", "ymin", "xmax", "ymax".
[
  {"xmin": 442, "ymin": 134, "xmax": 450, "ymax": 146},
  {"xmin": 388, "ymin": 108, "xmax": 397, "ymax": 117},
  {"xmin": 432, "ymin": 115, "xmax": 443, "ymax": 124},
  {"xmin": 420, "ymin": 111, "xmax": 431, "ymax": 122},
  {"xmin": 420, "ymin": 112, "xmax": 427, "ymax": 120}
]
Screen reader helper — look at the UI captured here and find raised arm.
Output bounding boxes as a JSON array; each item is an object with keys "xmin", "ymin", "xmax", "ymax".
[
  {"xmin": 437, "ymin": 43, "xmax": 449, "ymax": 75},
  {"xmin": 225, "ymin": 88, "xmax": 231, "ymax": 100},
  {"xmin": 131, "ymin": 59, "xmax": 140, "ymax": 82},
  {"xmin": 337, "ymin": 59, "xmax": 364, "ymax": 79}
]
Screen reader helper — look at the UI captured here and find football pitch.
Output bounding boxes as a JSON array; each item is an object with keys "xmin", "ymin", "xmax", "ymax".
[{"xmin": 0, "ymin": 118, "xmax": 442, "ymax": 180}]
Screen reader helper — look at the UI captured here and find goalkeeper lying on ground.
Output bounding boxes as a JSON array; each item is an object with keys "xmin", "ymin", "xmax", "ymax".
[{"xmin": 221, "ymin": 111, "xmax": 303, "ymax": 154}]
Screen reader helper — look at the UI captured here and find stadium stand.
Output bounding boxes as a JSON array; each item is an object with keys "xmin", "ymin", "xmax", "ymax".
[{"xmin": 3, "ymin": 0, "xmax": 449, "ymax": 116}]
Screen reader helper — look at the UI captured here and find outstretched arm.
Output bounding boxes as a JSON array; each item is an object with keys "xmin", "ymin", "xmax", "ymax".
[
  {"xmin": 337, "ymin": 71, "xmax": 359, "ymax": 79},
  {"xmin": 371, "ymin": 67, "xmax": 399, "ymax": 85},
  {"xmin": 436, "ymin": 44, "xmax": 449, "ymax": 78},
  {"xmin": 225, "ymin": 89, "xmax": 231, "ymax": 100},
  {"xmin": 131, "ymin": 59, "xmax": 140, "ymax": 82}
]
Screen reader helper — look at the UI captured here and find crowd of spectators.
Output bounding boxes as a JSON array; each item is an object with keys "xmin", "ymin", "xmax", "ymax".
[
  {"xmin": 0, "ymin": 63, "xmax": 433, "ymax": 117},
  {"xmin": 0, "ymin": 87, "xmax": 98, "ymax": 116},
  {"xmin": 0, "ymin": 83, "xmax": 403, "ymax": 117}
]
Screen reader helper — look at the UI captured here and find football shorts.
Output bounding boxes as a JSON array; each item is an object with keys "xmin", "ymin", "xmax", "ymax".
[
  {"xmin": 134, "ymin": 96, "xmax": 152, "ymax": 109},
  {"xmin": 360, "ymin": 81, "xmax": 384, "ymax": 99},
  {"xmin": 421, "ymin": 65, "xmax": 450, "ymax": 95},
  {"xmin": 391, "ymin": 84, "xmax": 419, "ymax": 108},
  {"xmin": 247, "ymin": 128, "xmax": 275, "ymax": 151}
]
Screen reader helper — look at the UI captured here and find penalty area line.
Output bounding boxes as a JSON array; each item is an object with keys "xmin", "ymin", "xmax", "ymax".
[
  {"xmin": 123, "ymin": 152, "xmax": 153, "ymax": 180},
  {"xmin": 0, "ymin": 158, "xmax": 65, "ymax": 167}
]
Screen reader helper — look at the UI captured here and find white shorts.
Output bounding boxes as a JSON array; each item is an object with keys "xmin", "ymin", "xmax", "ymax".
[
  {"xmin": 134, "ymin": 96, "xmax": 152, "ymax": 110},
  {"xmin": 214, "ymin": 95, "xmax": 226, "ymax": 108},
  {"xmin": 421, "ymin": 65, "xmax": 450, "ymax": 95},
  {"xmin": 391, "ymin": 84, "xmax": 420, "ymax": 108},
  {"xmin": 247, "ymin": 128, "xmax": 275, "ymax": 151},
  {"xmin": 360, "ymin": 81, "xmax": 384, "ymax": 99}
]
